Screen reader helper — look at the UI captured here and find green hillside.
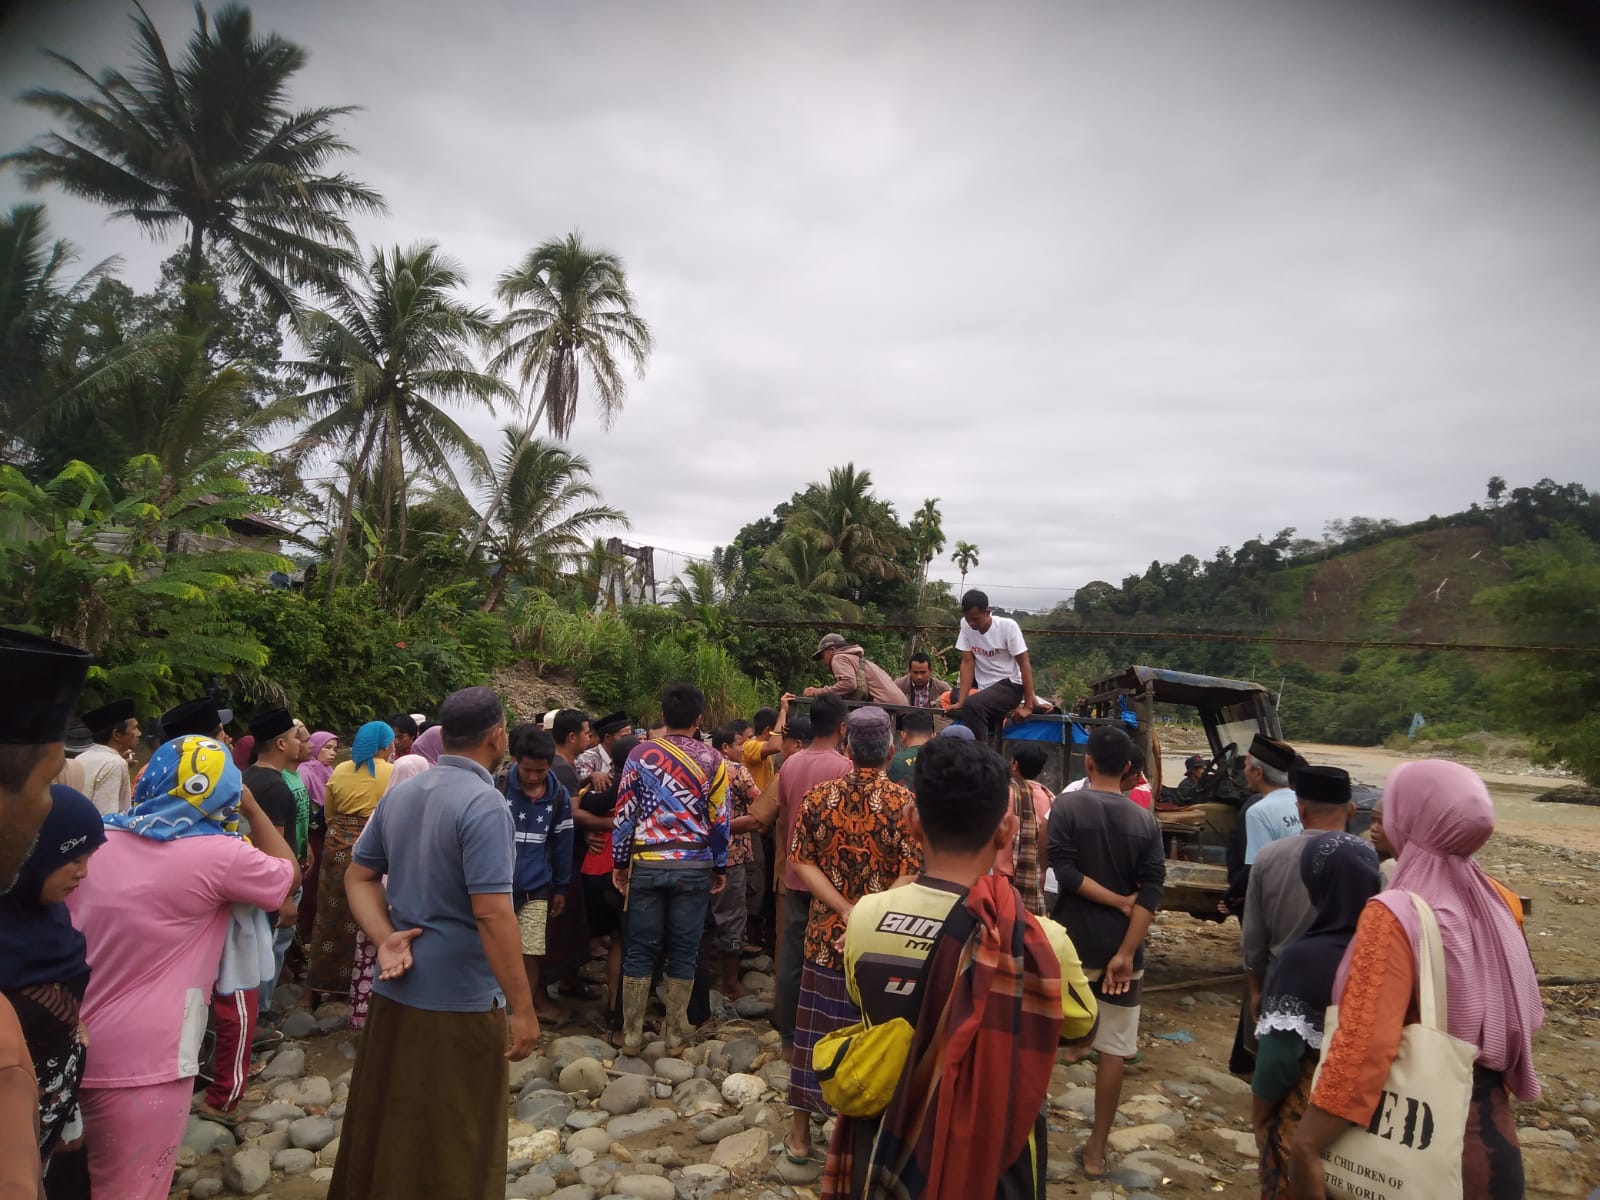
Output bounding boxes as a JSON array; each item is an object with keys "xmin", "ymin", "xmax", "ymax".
[{"xmin": 1018, "ymin": 480, "xmax": 1600, "ymax": 761}]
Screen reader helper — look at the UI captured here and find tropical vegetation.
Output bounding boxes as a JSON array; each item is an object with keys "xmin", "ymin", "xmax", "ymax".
[{"xmin": 2, "ymin": 4, "xmax": 1596, "ymax": 781}]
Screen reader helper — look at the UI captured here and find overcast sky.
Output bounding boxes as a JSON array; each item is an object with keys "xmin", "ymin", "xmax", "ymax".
[{"xmin": 4, "ymin": 0, "xmax": 1599, "ymax": 608}]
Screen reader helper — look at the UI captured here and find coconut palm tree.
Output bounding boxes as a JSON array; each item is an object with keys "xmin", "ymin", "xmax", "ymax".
[
  {"xmin": 761, "ymin": 536, "xmax": 860, "ymax": 619},
  {"xmin": 292, "ymin": 242, "xmax": 512, "ymax": 598},
  {"xmin": 469, "ymin": 233, "xmax": 652, "ymax": 556},
  {"xmin": 788, "ymin": 463, "xmax": 906, "ymax": 598},
  {"xmin": 951, "ymin": 541, "xmax": 980, "ymax": 595},
  {"xmin": 0, "ymin": 204, "xmax": 119, "ymax": 450},
  {"xmin": 477, "ymin": 427, "xmax": 626, "ymax": 611},
  {"xmin": 4, "ymin": 2, "xmax": 384, "ymax": 314}
]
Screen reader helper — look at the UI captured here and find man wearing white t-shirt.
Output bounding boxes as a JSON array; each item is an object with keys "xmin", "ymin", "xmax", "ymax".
[{"xmin": 953, "ymin": 589, "xmax": 1038, "ymax": 740}]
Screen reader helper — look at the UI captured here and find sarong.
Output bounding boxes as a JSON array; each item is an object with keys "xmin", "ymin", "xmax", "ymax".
[
  {"xmin": 328, "ymin": 994, "xmax": 509, "ymax": 1200},
  {"xmin": 788, "ymin": 960, "xmax": 857, "ymax": 1116},
  {"xmin": 306, "ymin": 812, "xmax": 368, "ymax": 996}
]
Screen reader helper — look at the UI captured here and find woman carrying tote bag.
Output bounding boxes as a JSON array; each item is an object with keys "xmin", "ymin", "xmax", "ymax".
[{"xmin": 1288, "ymin": 760, "xmax": 1544, "ymax": 1199}]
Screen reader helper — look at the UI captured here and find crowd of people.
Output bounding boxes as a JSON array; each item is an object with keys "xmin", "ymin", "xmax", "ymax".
[{"xmin": 0, "ymin": 589, "xmax": 1550, "ymax": 1200}]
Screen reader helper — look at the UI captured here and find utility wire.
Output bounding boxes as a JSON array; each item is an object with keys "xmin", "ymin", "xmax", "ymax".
[{"xmin": 729, "ymin": 617, "xmax": 1600, "ymax": 657}]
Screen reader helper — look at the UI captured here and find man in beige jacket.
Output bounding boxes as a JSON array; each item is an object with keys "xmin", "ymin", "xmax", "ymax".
[{"xmin": 804, "ymin": 634, "xmax": 908, "ymax": 705}]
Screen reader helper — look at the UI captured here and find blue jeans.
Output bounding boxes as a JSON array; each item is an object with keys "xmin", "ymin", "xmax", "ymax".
[
  {"xmin": 260, "ymin": 887, "xmax": 301, "ymax": 1016},
  {"xmin": 622, "ymin": 866, "xmax": 711, "ymax": 980}
]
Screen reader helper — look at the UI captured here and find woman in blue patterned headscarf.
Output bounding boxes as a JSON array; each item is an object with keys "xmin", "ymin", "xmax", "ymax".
[{"xmin": 306, "ymin": 722, "xmax": 394, "ymax": 1001}]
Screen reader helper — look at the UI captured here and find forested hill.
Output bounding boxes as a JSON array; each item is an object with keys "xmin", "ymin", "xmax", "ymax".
[{"xmin": 1010, "ymin": 478, "xmax": 1600, "ymax": 766}]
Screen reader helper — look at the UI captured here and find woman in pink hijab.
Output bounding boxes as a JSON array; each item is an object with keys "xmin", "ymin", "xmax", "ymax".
[
  {"xmin": 346, "ymin": 753, "xmax": 433, "ymax": 1030},
  {"xmin": 1289, "ymin": 760, "xmax": 1543, "ymax": 1199},
  {"xmin": 410, "ymin": 724, "xmax": 443, "ymax": 765},
  {"xmin": 295, "ymin": 731, "xmax": 338, "ymax": 944}
]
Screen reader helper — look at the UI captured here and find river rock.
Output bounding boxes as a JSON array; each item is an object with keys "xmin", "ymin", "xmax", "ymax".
[
  {"xmin": 191, "ymin": 1180, "xmax": 224, "ymax": 1200},
  {"xmin": 741, "ymin": 953, "xmax": 772, "ymax": 971},
  {"xmin": 289, "ymin": 1114, "xmax": 336, "ymax": 1151},
  {"xmin": 725, "ymin": 1038, "xmax": 763, "ymax": 1075},
  {"xmin": 549, "ymin": 1035, "xmax": 616, "ymax": 1071},
  {"xmin": 577, "ymin": 1163, "xmax": 614, "ymax": 1191},
  {"xmin": 696, "ymin": 1114, "xmax": 747, "ymax": 1143},
  {"xmin": 566, "ymin": 1110, "xmax": 608, "ymax": 1130},
  {"xmin": 560, "ymin": 1057, "xmax": 609, "ymax": 1096},
  {"xmin": 740, "ymin": 972, "xmax": 776, "ymax": 995},
  {"xmin": 310, "ymin": 1166, "xmax": 335, "ymax": 1183},
  {"xmin": 600, "ymin": 1074, "xmax": 655, "ymax": 1116},
  {"xmin": 613, "ymin": 1056, "xmax": 653, "ymax": 1076},
  {"xmin": 567, "ymin": 1126, "xmax": 616, "ymax": 1154},
  {"xmin": 245, "ymin": 1126, "xmax": 290, "ymax": 1156},
  {"xmin": 673, "ymin": 1078, "xmax": 725, "ymax": 1117},
  {"xmin": 1212, "ymin": 1128, "xmax": 1257, "ymax": 1157},
  {"xmin": 1192, "ymin": 1067, "xmax": 1252, "ymax": 1097},
  {"xmin": 654, "ymin": 1057, "xmax": 695, "ymax": 1086},
  {"xmin": 509, "ymin": 1128, "xmax": 563, "ymax": 1163},
  {"xmin": 1054, "ymin": 1086, "xmax": 1096, "ymax": 1117},
  {"xmin": 271, "ymin": 1074, "xmax": 334, "ymax": 1109},
  {"xmin": 517, "ymin": 1089, "xmax": 575, "ymax": 1127},
  {"xmin": 720, "ymin": 1073, "xmax": 765, "ymax": 1108},
  {"xmin": 508, "ymin": 1174, "xmax": 558, "ymax": 1200},
  {"xmin": 1106, "ymin": 1123, "xmax": 1175, "ymax": 1153},
  {"xmin": 317, "ymin": 1135, "xmax": 341, "ymax": 1165},
  {"xmin": 606, "ymin": 1108, "xmax": 678, "ymax": 1140},
  {"xmin": 710, "ymin": 1127, "xmax": 770, "ymax": 1172},
  {"xmin": 733, "ymin": 994, "xmax": 772, "ymax": 1019},
  {"xmin": 1110, "ymin": 1163, "xmax": 1162, "ymax": 1190},
  {"xmin": 273, "ymin": 1147, "xmax": 316, "ymax": 1175},
  {"xmin": 510, "ymin": 1054, "xmax": 555, "ymax": 1092},
  {"xmin": 222, "ymin": 1147, "xmax": 272, "ymax": 1194},
  {"xmin": 181, "ymin": 1116, "xmax": 236, "ymax": 1155},
  {"xmin": 277, "ymin": 1008, "xmax": 319, "ymax": 1039},
  {"xmin": 1118, "ymin": 1093, "xmax": 1174, "ymax": 1123},
  {"xmin": 249, "ymin": 1100, "xmax": 305, "ymax": 1123},
  {"xmin": 1160, "ymin": 1079, "xmax": 1209, "ymax": 1102},
  {"xmin": 614, "ymin": 1175, "xmax": 676, "ymax": 1200},
  {"xmin": 549, "ymin": 1186, "xmax": 596, "ymax": 1200},
  {"xmin": 758, "ymin": 1060, "xmax": 790, "ymax": 1093},
  {"xmin": 678, "ymin": 1163, "xmax": 732, "ymax": 1196},
  {"xmin": 640, "ymin": 1040, "xmax": 667, "ymax": 1064},
  {"xmin": 256, "ymin": 1045, "xmax": 305, "ymax": 1081}
]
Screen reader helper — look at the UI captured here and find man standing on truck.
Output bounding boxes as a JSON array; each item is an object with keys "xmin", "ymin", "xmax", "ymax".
[
  {"xmin": 953, "ymin": 590, "xmax": 1039, "ymax": 740},
  {"xmin": 804, "ymin": 634, "xmax": 908, "ymax": 705},
  {"xmin": 1048, "ymin": 725, "xmax": 1165, "ymax": 1183}
]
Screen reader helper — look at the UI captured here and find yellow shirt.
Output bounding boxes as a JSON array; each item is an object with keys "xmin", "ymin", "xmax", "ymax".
[
  {"xmin": 844, "ymin": 878, "xmax": 1098, "ymax": 1043},
  {"xmin": 325, "ymin": 758, "xmax": 392, "ymax": 819},
  {"xmin": 742, "ymin": 736, "xmax": 775, "ymax": 793}
]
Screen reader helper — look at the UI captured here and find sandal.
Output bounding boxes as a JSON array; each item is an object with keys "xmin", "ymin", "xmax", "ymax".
[{"xmin": 1074, "ymin": 1146, "xmax": 1108, "ymax": 1182}]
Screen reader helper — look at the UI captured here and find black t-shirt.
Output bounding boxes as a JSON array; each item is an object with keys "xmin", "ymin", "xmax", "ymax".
[
  {"xmin": 551, "ymin": 758, "xmax": 581, "ymax": 796},
  {"xmin": 244, "ymin": 764, "xmax": 302, "ymax": 858}
]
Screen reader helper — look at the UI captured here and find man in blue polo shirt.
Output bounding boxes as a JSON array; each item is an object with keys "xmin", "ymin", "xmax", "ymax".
[{"xmin": 336, "ymin": 686, "xmax": 537, "ymax": 1200}]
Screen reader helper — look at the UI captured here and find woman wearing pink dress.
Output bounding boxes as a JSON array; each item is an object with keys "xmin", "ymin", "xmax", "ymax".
[{"xmin": 69, "ymin": 735, "xmax": 299, "ymax": 1200}]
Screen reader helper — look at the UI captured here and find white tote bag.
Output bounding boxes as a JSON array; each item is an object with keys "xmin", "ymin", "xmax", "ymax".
[{"xmin": 1313, "ymin": 894, "xmax": 1477, "ymax": 1200}]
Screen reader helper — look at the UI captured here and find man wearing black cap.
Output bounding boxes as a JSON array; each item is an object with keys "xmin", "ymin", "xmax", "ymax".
[
  {"xmin": 161, "ymin": 696, "xmax": 228, "ymax": 744},
  {"xmin": 78, "ymin": 698, "xmax": 140, "ymax": 815},
  {"xmin": 1241, "ymin": 734, "xmax": 1302, "ymax": 867},
  {"xmin": 244, "ymin": 708, "xmax": 312, "ymax": 1022},
  {"xmin": 0, "ymin": 628, "xmax": 92, "ymax": 1198},
  {"xmin": 333, "ymin": 685, "xmax": 535, "ymax": 1200},
  {"xmin": 1241, "ymin": 766, "xmax": 1355, "ymax": 1034},
  {"xmin": 576, "ymin": 711, "xmax": 630, "ymax": 790}
]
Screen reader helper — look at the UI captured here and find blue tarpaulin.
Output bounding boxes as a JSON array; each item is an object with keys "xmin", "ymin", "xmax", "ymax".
[{"xmin": 1006, "ymin": 718, "xmax": 1090, "ymax": 744}]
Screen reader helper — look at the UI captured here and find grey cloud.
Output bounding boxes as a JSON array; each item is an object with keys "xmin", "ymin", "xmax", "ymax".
[{"xmin": 3, "ymin": 0, "xmax": 1599, "ymax": 607}]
